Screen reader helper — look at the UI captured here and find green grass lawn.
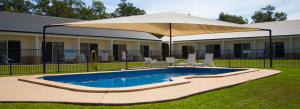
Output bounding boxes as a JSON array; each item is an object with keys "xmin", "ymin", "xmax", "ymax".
[{"xmin": 1, "ymin": 67, "xmax": 300, "ymax": 109}]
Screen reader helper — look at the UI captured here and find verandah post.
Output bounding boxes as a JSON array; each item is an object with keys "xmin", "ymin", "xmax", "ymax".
[
  {"xmin": 57, "ymin": 49, "xmax": 60, "ymax": 73},
  {"xmin": 87, "ymin": 51, "xmax": 89, "ymax": 72},
  {"xmin": 125, "ymin": 50, "xmax": 128, "ymax": 70},
  {"xmin": 263, "ymin": 49, "xmax": 266, "ymax": 68}
]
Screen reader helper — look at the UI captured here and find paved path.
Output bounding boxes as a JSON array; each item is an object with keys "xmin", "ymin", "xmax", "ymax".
[{"xmin": 0, "ymin": 69, "xmax": 280, "ymax": 105}]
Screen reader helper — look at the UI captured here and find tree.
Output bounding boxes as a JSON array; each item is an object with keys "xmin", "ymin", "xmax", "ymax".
[
  {"xmin": 0, "ymin": 0, "xmax": 34, "ymax": 14},
  {"xmin": 91, "ymin": 0, "xmax": 107, "ymax": 19},
  {"xmin": 251, "ymin": 5, "xmax": 287, "ymax": 23},
  {"xmin": 112, "ymin": 0, "xmax": 146, "ymax": 17},
  {"xmin": 218, "ymin": 12, "xmax": 248, "ymax": 24},
  {"xmin": 33, "ymin": 0, "xmax": 51, "ymax": 15}
]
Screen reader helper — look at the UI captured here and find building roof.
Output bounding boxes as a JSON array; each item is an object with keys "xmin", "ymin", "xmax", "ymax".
[
  {"xmin": 162, "ymin": 19, "xmax": 300, "ymax": 42},
  {"xmin": 0, "ymin": 11, "xmax": 160, "ymax": 41}
]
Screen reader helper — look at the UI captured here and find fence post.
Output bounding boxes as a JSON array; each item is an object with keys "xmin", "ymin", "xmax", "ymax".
[
  {"xmin": 228, "ymin": 49, "xmax": 231, "ymax": 68},
  {"xmin": 86, "ymin": 52, "xmax": 89, "ymax": 72},
  {"xmin": 125, "ymin": 50, "xmax": 128, "ymax": 70},
  {"xmin": 57, "ymin": 49, "xmax": 60, "ymax": 73},
  {"xmin": 9, "ymin": 59, "xmax": 12, "ymax": 76},
  {"xmin": 8, "ymin": 49, "xmax": 12, "ymax": 75},
  {"xmin": 263, "ymin": 49, "xmax": 266, "ymax": 68}
]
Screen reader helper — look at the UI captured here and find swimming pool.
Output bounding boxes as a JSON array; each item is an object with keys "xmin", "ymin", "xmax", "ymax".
[{"xmin": 41, "ymin": 68, "xmax": 245, "ymax": 88}]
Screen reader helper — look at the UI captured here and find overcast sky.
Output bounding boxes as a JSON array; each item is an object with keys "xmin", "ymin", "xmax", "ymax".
[{"xmin": 84, "ymin": 0, "xmax": 300, "ymax": 21}]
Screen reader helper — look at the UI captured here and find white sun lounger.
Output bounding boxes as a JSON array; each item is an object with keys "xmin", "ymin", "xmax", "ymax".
[
  {"xmin": 197, "ymin": 53, "xmax": 215, "ymax": 67},
  {"xmin": 178, "ymin": 53, "xmax": 196, "ymax": 66},
  {"xmin": 166, "ymin": 57, "xmax": 176, "ymax": 67},
  {"xmin": 144, "ymin": 57, "xmax": 158, "ymax": 67}
]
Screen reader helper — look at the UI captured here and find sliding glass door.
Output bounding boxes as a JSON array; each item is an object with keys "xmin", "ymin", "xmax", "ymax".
[
  {"xmin": 206, "ymin": 44, "xmax": 221, "ymax": 58},
  {"xmin": 0, "ymin": 40, "xmax": 20, "ymax": 64},
  {"xmin": 182, "ymin": 46, "xmax": 195, "ymax": 58},
  {"xmin": 140, "ymin": 45, "xmax": 149, "ymax": 58},
  {"xmin": 45, "ymin": 42, "xmax": 64, "ymax": 63},
  {"xmin": 234, "ymin": 43, "xmax": 251, "ymax": 58},
  {"xmin": 113, "ymin": 44, "xmax": 126, "ymax": 61}
]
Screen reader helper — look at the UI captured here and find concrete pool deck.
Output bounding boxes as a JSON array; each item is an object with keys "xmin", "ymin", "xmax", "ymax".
[{"xmin": 0, "ymin": 68, "xmax": 280, "ymax": 105}]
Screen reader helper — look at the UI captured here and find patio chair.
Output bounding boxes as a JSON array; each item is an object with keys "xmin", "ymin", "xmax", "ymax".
[
  {"xmin": 178, "ymin": 53, "xmax": 196, "ymax": 67},
  {"xmin": 165, "ymin": 57, "xmax": 176, "ymax": 67},
  {"xmin": 196, "ymin": 53, "xmax": 215, "ymax": 67},
  {"xmin": 63, "ymin": 52, "xmax": 76, "ymax": 63}
]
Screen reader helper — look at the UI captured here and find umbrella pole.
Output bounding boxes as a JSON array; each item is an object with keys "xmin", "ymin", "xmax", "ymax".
[
  {"xmin": 42, "ymin": 26, "xmax": 47, "ymax": 74},
  {"xmin": 268, "ymin": 30, "xmax": 273, "ymax": 68},
  {"xmin": 169, "ymin": 23, "xmax": 172, "ymax": 57}
]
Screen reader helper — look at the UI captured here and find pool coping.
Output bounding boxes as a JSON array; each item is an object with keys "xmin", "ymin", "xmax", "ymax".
[{"xmin": 18, "ymin": 67, "xmax": 258, "ymax": 93}]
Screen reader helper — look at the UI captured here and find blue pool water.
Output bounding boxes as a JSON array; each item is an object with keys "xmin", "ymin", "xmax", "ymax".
[{"xmin": 41, "ymin": 68, "xmax": 244, "ymax": 88}]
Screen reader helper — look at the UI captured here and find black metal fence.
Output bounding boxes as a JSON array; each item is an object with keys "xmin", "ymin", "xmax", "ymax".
[
  {"xmin": 0, "ymin": 49, "xmax": 163, "ymax": 75},
  {"xmin": 172, "ymin": 49, "xmax": 300, "ymax": 68},
  {"xmin": 0, "ymin": 49, "xmax": 300, "ymax": 75}
]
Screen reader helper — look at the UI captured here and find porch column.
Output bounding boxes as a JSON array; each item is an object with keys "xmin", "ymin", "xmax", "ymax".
[
  {"xmin": 75, "ymin": 37, "xmax": 81, "ymax": 62},
  {"xmin": 159, "ymin": 41, "xmax": 162, "ymax": 60},
  {"xmin": 109, "ymin": 40, "xmax": 114, "ymax": 62},
  {"xmin": 289, "ymin": 37, "xmax": 293, "ymax": 58},
  {"xmin": 137, "ymin": 41, "xmax": 141, "ymax": 61},
  {"xmin": 253, "ymin": 39, "xmax": 256, "ymax": 49},
  {"xmin": 194, "ymin": 42, "xmax": 197, "ymax": 52},
  {"xmin": 34, "ymin": 35, "xmax": 40, "ymax": 64},
  {"xmin": 221, "ymin": 41, "xmax": 225, "ymax": 58},
  {"xmin": 289, "ymin": 37, "xmax": 293, "ymax": 50},
  {"xmin": 253, "ymin": 39, "xmax": 257, "ymax": 59}
]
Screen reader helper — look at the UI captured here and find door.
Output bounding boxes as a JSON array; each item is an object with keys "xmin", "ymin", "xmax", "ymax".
[
  {"xmin": 113, "ymin": 44, "xmax": 126, "ymax": 61},
  {"xmin": 45, "ymin": 42, "xmax": 53, "ymax": 63},
  {"xmin": 182, "ymin": 46, "xmax": 188, "ymax": 58},
  {"xmin": 119, "ymin": 45, "xmax": 126, "ymax": 61},
  {"xmin": 113, "ymin": 44, "xmax": 119, "ymax": 61},
  {"xmin": 140, "ymin": 45, "xmax": 149, "ymax": 58},
  {"xmin": 8, "ymin": 41, "xmax": 21, "ymax": 63},
  {"xmin": 52, "ymin": 42, "xmax": 64, "ymax": 63},
  {"xmin": 0, "ymin": 41, "xmax": 21, "ymax": 63},
  {"xmin": 206, "ymin": 44, "xmax": 220, "ymax": 58},
  {"xmin": 234, "ymin": 44, "xmax": 242, "ymax": 58},
  {"xmin": 90, "ymin": 44, "xmax": 98, "ymax": 62},
  {"xmin": 275, "ymin": 42, "xmax": 284, "ymax": 58},
  {"xmin": 214, "ymin": 45, "xmax": 221, "ymax": 58},
  {"xmin": 0, "ymin": 41, "xmax": 7, "ymax": 64}
]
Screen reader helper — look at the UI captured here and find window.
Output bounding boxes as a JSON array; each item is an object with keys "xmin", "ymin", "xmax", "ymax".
[
  {"xmin": 0, "ymin": 40, "xmax": 21, "ymax": 64},
  {"xmin": 234, "ymin": 43, "xmax": 251, "ymax": 58}
]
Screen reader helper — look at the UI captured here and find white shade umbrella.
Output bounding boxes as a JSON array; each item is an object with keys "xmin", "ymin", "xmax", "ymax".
[
  {"xmin": 53, "ymin": 12, "xmax": 260, "ymax": 36},
  {"xmin": 50, "ymin": 12, "xmax": 260, "ymax": 54},
  {"xmin": 41, "ymin": 12, "xmax": 273, "ymax": 72}
]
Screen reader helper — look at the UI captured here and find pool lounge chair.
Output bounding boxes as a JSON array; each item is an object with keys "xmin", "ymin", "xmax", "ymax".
[
  {"xmin": 166, "ymin": 57, "xmax": 176, "ymax": 67},
  {"xmin": 144, "ymin": 57, "xmax": 158, "ymax": 67},
  {"xmin": 178, "ymin": 53, "xmax": 196, "ymax": 67},
  {"xmin": 197, "ymin": 53, "xmax": 215, "ymax": 67}
]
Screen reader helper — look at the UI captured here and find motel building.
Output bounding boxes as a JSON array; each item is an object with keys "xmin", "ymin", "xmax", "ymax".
[
  {"xmin": 0, "ymin": 11, "xmax": 162, "ymax": 64},
  {"xmin": 164, "ymin": 20, "xmax": 300, "ymax": 59}
]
